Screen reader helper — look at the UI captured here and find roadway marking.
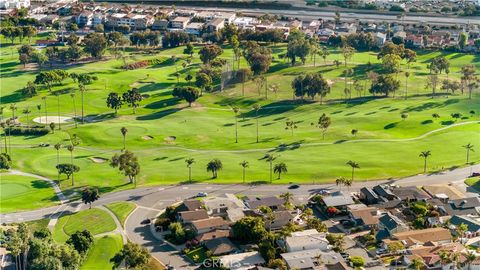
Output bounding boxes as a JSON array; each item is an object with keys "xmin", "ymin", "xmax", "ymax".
[
  {"xmin": 182, "ymin": 187, "xmax": 189, "ymax": 190},
  {"xmin": 158, "ymin": 188, "xmax": 165, "ymax": 191}
]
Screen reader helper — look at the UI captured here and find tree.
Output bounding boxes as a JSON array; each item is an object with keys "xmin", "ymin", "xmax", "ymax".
[
  {"xmin": 370, "ymin": 74, "xmax": 400, "ymax": 96},
  {"xmin": 336, "ymin": 176, "xmax": 346, "ymax": 191},
  {"xmin": 22, "ymin": 107, "xmax": 31, "ymax": 125},
  {"xmin": 237, "ymin": 68, "xmax": 252, "ymax": 96},
  {"xmin": 274, "ymin": 162, "xmax": 288, "ymax": 180},
  {"xmin": 185, "ymin": 158, "xmax": 195, "ymax": 183},
  {"xmin": 461, "ymin": 64, "xmax": 477, "ymax": 99},
  {"xmin": 54, "ymin": 143, "xmax": 61, "ymax": 180},
  {"xmin": 172, "ymin": 86, "xmax": 200, "ymax": 106},
  {"xmin": 120, "ymin": 127, "xmax": 128, "ymax": 150},
  {"xmin": 285, "ymin": 120, "xmax": 297, "ymax": 136},
  {"xmin": 198, "ymin": 44, "xmax": 223, "ymax": 64},
  {"xmin": 347, "ymin": 160, "xmax": 360, "ymax": 181},
  {"xmin": 115, "ymin": 242, "xmax": 149, "ymax": 270},
  {"xmin": 239, "ymin": 160, "xmax": 249, "ymax": 183},
  {"xmin": 232, "ymin": 106, "xmax": 240, "ymax": 143},
  {"xmin": 56, "ymin": 163, "xmax": 79, "ymax": 182},
  {"xmin": 183, "ymin": 43, "xmax": 194, "ymax": 57},
  {"xmin": 49, "ymin": 122, "xmax": 56, "ymax": 133},
  {"xmin": 106, "ymin": 92, "xmax": 123, "ymax": 114},
  {"xmin": 451, "ymin": 112, "xmax": 462, "ymax": 121},
  {"xmin": 319, "ymin": 46, "xmax": 330, "ymax": 65},
  {"xmin": 425, "ymin": 74, "xmax": 439, "ymax": 97},
  {"xmin": 419, "ymin": 150, "xmax": 431, "ymax": 173},
  {"xmin": 232, "ymin": 216, "xmax": 267, "ymax": 243},
  {"xmin": 265, "ymin": 154, "xmax": 277, "ymax": 183},
  {"xmin": 81, "ymin": 188, "xmax": 99, "ymax": 209},
  {"xmin": 253, "ymin": 104, "xmax": 261, "ymax": 143},
  {"xmin": 459, "ymin": 32, "xmax": 468, "ymax": 50},
  {"xmin": 326, "ymin": 233, "xmax": 345, "ymax": 252},
  {"xmin": 382, "ymin": 53, "xmax": 401, "ymax": 73},
  {"xmin": 463, "ymin": 143, "xmax": 475, "ymax": 164},
  {"xmin": 404, "ymin": 71, "xmax": 410, "ymax": 99},
  {"xmin": 122, "ymin": 88, "xmax": 142, "ymax": 114},
  {"xmin": 432, "ymin": 113, "xmax": 440, "ymax": 121},
  {"xmin": 21, "ymin": 81, "xmax": 37, "ymax": 98},
  {"xmin": 194, "ymin": 72, "xmax": 212, "ymax": 96},
  {"xmin": 110, "ymin": 150, "xmax": 140, "ymax": 186},
  {"xmin": 341, "ymin": 45, "xmax": 355, "ymax": 66},
  {"xmin": 244, "ymin": 44, "xmax": 272, "ymax": 76},
  {"xmin": 83, "ymin": 33, "xmax": 107, "ymax": 58},
  {"xmin": 317, "ymin": 113, "xmax": 331, "ymax": 139},
  {"xmin": 206, "ymin": 158, "xmax": 222, "ymax": 179},
  {"xmin": 350, "ymin": 256, "xmax": 365, "ymax": 268},
  {"xmin": 401, "ymin": 112, "xmax": 409, "ymax": 121},
  {"xmin": 404, "ymin": 49, "xmax": 417, "ymax": 68}
]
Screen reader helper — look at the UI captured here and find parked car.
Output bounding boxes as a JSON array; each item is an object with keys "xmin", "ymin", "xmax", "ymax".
[
  {"xmin": 141, "ymin": 218, "xmax": 151, "ymax": 225},
  {"xmin": 196, "ymin": 192, "xmax": 208, "ymax": 197},
  {"xmin": 288, "ymin": 184, "xmax": 300, "ymax": 189}
]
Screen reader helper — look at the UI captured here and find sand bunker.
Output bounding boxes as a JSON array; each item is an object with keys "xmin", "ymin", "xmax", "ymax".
[
  {"xmin": 142, "ymin": 135, "xmax": 154, "ymax": 140},
  {"xmin": 164, "ymin": 136, "xmax": 176, "ymax": 144},
  {"xmin": 90, "ymin": 157, "xmax": 108, "ymax": 163},
  {"xmin": 33, "ymin": 116, "xmax": 73, "ymax": 124}
]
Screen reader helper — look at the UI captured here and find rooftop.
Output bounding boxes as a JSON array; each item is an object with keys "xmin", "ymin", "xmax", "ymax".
[
  {"xmin": 191, "ymin": 216, "xmax": 228, "ymax": 230},
  {"xmin": 392, "ymin": 227, "xmax": 452, "ymax": 244}
]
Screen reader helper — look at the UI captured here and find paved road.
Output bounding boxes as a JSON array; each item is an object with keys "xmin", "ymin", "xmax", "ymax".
[{"xmin": 1, "ymin": 164, "xmax": 478, "ymax": 268}]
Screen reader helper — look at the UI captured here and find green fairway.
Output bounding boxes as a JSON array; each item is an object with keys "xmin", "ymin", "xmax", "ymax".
[
  {"xmin": 53, "ymin": 208, "xmax": 116, "ymax": 242},
  {"xmin": 105, "ymin": 202, "xmax": 136, "ymax": 227},
  {"xmin": 0, "ymin": 174, "xmax": 59, "ymax": 213},
  {"xmin": 80, "ymin": 234, "xmax": 123, "ymax": 270},
  {"xmin": 1, "ymin": 39, "xmax": 478, "ymax": 201}
]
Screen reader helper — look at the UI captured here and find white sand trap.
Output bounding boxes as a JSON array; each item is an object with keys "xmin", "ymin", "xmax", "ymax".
[
  {"xmin": 33, "ymin": 116, "xmax": 73, "ymax": 124},
  {"xmin": 164, "ymin": 136, "xmax": 176, "ymax": 144},
  {"xmin": 326, "ymin": 79, "xmax": 334, "ymax": 86},
  {"xmin": 142, "ymin": 135, "xmax": 154, "ymax": 140},
  {"xmin": 90, "ymin": 157, "xmax": 108, "ymax": 163}
]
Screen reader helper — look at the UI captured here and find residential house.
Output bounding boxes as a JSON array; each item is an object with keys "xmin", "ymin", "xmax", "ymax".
[
  {"xmin": 391, "ymin": 186, "xmax": 430, "ymax": 202},
  {"xmin": 281, "ymin": 249, "xmax": 341, "ymax": 270},
  {"xmin": 321, "ymin": 191, "xmax": 355, "ymax": 211},
  {"xmin": 405, "ymin": 34, "xmax": 423, "ymax": 48},
  {"xmin": 185, "ymin": 22, "xmax": 204, "ymax": 36},
  {"xmin": 244, "ymin": 196, "xmax": 285, "ymax": 211},
  {"xmin": 359, "ymin": 187, "xmax": 381, "ymax": 205},
  {"xmin": 191, "ymin": 216, "xmax": 229, "ymax": 234},
  {"xmin": 232, "ymin": 17, "xmax": 257, "ymax": 28},
  {"xmin": 203, "ymin": 193, "xmax": 245, "ymax": 218},
  {"xmin": 430, "ymin": 196, "xmax": 479, "ymax": 216},
  {"xmin": 267, "ymin": 210, "xmax": 294, "ymax": 231},
  {"xmin": 288, "ymin": 20, "xmax": 302, "ymax": 30},
  {"xmin": 177, "ymin": 209, "xmax": 209, "ymax": 224},
  {"xmin": 373, "ymin": 185, "xmax": 397, "ymax": 201},
  {"xmin": 75, "ymin": 11, "xmax": 93, "ymax": 27},
  {"xmin": 196, "ymin": 11, "xmax": 236, "ymax": 24},
  {"xmin": 449, "ymin": 215, "xmax": 480, "ymax": 237},
  {"xmin": 423, "ymin": 184, "xmax": 466, "ymax": 200},
  {"xmin": 170, "ymin": 16, "xmax": 190, "ymax": 29},
  {"xmin": 376, "ymin": 212, "xmax": 409, "ymax": 240},
  {"xmin": 177, "ymin": 199, "xmax": 203, "ymax": 212},
  {"xmin": 0, "ymin": 0, "xmax": 29, "ymax": 9},
  {"xmin": 285, "ymin": 229, "xmax": 329, "ymax": 252},
  {"xmin": 57, "ymin": 5, "xmax": 72, "ymax": 16},
  {"xmin": 207, "ymin": 18, "xmax": 225, "ymax": 32},
  {"xmin": 401, "ymin": 242, "xmax": 466, "ymax": 270},
  {"xmin": 92, "ymin": 13, "xmax": 105, "ymax": 27},
  {"xmin": 204, "ymin": 237, "xmax": 237, "ymax": 256},
  {"xmin": 348, "ymin": 206, "xmax": 382, "ymax": 229},
  {"xmin": 152, "ymin": 19, "xmax": 169, "ymax": 30},
  {"xmin": 387, "ymin": 227, "xmax": 453, "ymax": 248},
  {"xmin": 196, "ymin": 229, "xmax": 230, "ymax": 242},
  {"xmin": 219, "ymin": 251, "xmax": 265, "ymax": 270}
]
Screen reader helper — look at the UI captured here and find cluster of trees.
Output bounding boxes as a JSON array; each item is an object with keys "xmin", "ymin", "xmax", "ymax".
[
  {"xmin": 1, "ymin": 26, "xmax": 36, "ymax": 44},
  {"xmin": 130, "ymin": 30, "xmax": 160, "ymax": 47},
  {"xmin": 172, "ymin": 86, "xmax": 200, "ymax": 106},
  {"xmin": 162, "ymin": 31, "xmax": 195, "ymax": 48},
  {"xmin": 243, "ymin": 41, "xmax": 272, "ymax": 76},
  {"xmin": 106, "ymin": 88, "xmax": 143, "ymax": 114},
  {"xmin": 3, "ymin": 223, "xmax": 94, "ymax": 270},
  {"xmin": 291, "ymin": 73, "xmax": 331, "ymax": 102}
]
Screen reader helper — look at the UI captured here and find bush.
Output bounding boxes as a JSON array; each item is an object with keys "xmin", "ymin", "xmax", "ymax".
[
  {"xmin": 6, "ymin": 127, "xmax": 49, "ymax": 136},
  {"xmin": 122, "ymin": 60, "xmax": 149, "ymax": 70},
  {"xmin": 0, "ymin": 153, "xmax": 11, "ymax": 169},
  {"xmin": 148, "ymin": 57, "xmax": 171, "ymax": 66},
  {"xmin": 350, "ymin": 256, "xmax": 365, "ymax": 267},
  {"xmin": 154, "ymin": 217, "xmax": 171, "ymax": 230}
]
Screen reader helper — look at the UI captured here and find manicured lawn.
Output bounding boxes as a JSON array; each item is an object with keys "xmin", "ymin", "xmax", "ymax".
[
  {"xmin": 80, "ymin": 234, "xmax": 123, "ymax": 270},
  {"xmin": 25, "ymin": 219, "xmax": 49, "ymax": 232},
  {"xmin": 53, "ymin": 208, "xmax": 116, "ymax": 243},
  {"xmin": 465, "ymin": 177, "xmax": 480, "ymax": 192},
  {"xmin": 185, "ymin": 246, "xmax": 208, "ymax": 263},
  {"xmin": 1, "ymin": 40, "xmax": 478, "ymax": 201},
  {"xmin": 0, "ymin": 174, "xmax": 59, "ymax": 213},
  {"xmin": 105, "ymin": 202, "xmax": 136, "ymax": 227}
]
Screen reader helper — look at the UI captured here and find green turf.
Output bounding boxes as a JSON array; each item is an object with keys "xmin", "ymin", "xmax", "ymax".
[
  {"xmin": 80, "ymin": 234, "xmax": 123, "ymax": 270},
  {"xmin": 52, "ymin": 208, "xmax": 116, "ymax": 242},
  {"xmin": 0, "ymin": 174, "xmax": 59, "ymax": 213},
  {"xmin": 1, "ymin": 40, "xmax": 478, "ymax": 202},
  {"xmin": 465, "ymin": 177, "xmax": 480, "ymax": 192},
  {"xmin": 105, "ymin": 202, "xmax": 136, "ymax": 228}
]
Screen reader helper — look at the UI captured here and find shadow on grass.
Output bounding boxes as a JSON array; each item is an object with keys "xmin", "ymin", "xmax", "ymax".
[{"xmin": 136, "ymin": 108, "xmax": 182, "ymax": 120}]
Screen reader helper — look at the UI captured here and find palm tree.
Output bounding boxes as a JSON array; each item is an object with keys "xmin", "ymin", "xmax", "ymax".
[
  {"xmin": 206, "ymin": 159, "xmax": 222, "ymax": 179},
  {"xmin": 346, "ymin": 160, "xmax": 360, "ymax": 181},
  {"xmin": 265, "ymin": 154, "xmax": 277, "ymax": 183},
  {"xmin": 9, "ymin": 103, "xmax": 17, "ymax": 121},
  {"xmin": 279, "ymin": 192, "xmax": 293, "ymax": 210},
  {"xmin": 465, "ymin": 251, "xmax": 476, "ymax": 270},
  {"xmin": 232, "ymin": 106, "xmax": 239, "ymax": 143},
  {"xmin": 70, "ymin": 93, "xmax": 78, "ymax": 128},
  {"xmin": 185, "ymin": 158, "xmax": 195, "ymax": 183},
  {"xmin": 80, "ymin": 83, "xmax": 86, "ymax": 124},
  {"xmin": 419, "ymin": 150, "xmax": 431, "ymax": 174},
  {"xmin": 336, "ymin": 177, "xmax": 346, "ymax": 191},
  {"xmin": 404, "ymin": 71, "xmax": 410, "ymax": 100},
  {"xmin": 55, "ymin": 92, "xmax": 61, "ymax": 130},
  {"xmin": 239, "ymin": 160, "xmax": 249, "ymax": 183},
  {"xmin": 408, "ymin": 258, "xmax": 424, "ymax": 270},
  {"xmin": 463, "ymin": 143, "xmax": 474, "ymax": 164},
  {"xmin": 5, "ymin": 119, "xmax": 12, "ymax": 155},
  {"xmin": 343, "ymin": 178, "xmax": 353, "ymax": 191},
  {"xmin": 22, "ymin": 108, "xmax": 31, "ymax": 126},
  {"xmin": 253, "ymin": 104, "xmax": 261, "ymax": 143},
  {"xmin": 41, "ymin": 96, "xmax": 47, "ymax": 124},
  {"xmin": 456, "ymin": 223, "xmax": 468, "ymax": 243},
  {"xmin": 439, "ymin": 250, "xmax": 451, "ymax": 268},
  {"xmin": 0, "ymin": 122, "xmax": 7, "ymax": 154},
  {"xmin": 54, "ymin": 143, "xmax": 61, "ymax": 181},
  {"xmin": 274, "ymin": 162, "xmax": 288, "ymax": 179},
  {"xmin": 120, "ymin": 127, "xmax": 128, "ymax": 150},
  {"xmin": 67, "ymin": 144, "xmax": 75, "ymax": 186}
]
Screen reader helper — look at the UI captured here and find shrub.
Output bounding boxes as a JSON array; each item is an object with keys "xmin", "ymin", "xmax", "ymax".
[
  {"xmin": 0, "ymin": 153, "xmax": 11, "ymax": 169},
  {"xmin": 154, "ymin": 217, "xmax": 171, "ymax": 230},
  {"xmin": 5, "ymin": 127, "xmax": 49, "ymax": 136},
  {"xmin": 122, "ymin": 60, "xmax": 149, "ymax": 70},
  {"xmin": 350, "ymin": 256, "xmax": 365, "ymax": 267}
]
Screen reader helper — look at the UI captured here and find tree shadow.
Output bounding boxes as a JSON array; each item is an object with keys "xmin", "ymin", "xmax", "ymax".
[
  {"xmin": 421, "ymin": 119, "xmax": 433, "ymax": 125},
  {"xmin": 31, "ymin": 180, "xmax": 52, "ymax": 189},
  {"xmin": 384, "ymin": 122, "xmax": 398, "ymax": 129},
  {"xmin": 144, "ymin": 97, "xmax": 180, "ymax": 109},
  {"xmin": 136, "ymin": 108, "xmax": 182, "ymax": 120}
]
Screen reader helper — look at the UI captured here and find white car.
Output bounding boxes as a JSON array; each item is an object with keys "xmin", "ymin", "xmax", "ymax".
[{"xmin": 196, "ymin": 192, "xmax": 208, "ymax": 198}]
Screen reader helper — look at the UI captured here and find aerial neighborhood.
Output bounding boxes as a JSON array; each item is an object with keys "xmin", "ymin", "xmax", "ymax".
[{"xmin": 0, "ymin": 0, "xmax": 479, "ymax": 269}]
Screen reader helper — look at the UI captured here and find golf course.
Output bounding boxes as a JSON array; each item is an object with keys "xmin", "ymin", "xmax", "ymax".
[{"xmin": 1, "ymin": 33, "xmax": 479, "ymax": 212}]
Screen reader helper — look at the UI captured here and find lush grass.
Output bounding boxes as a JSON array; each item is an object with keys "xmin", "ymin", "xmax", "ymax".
[
  {"xmin": 80, "ymin": 234, "xmax": 123, "ymax": 270},
  {"xmin": 105, "ymin": 202, "xmax": 136, "ymax": 227},
  {"xmin": 53, "ymin": 208, "xmax": 116, "ymax": 243},
  {"xmin": 25, "ymin": 219, "xmax": 49, "ymax": 232},
  {"xmin": 1, "ymin": 41, "xmax": 478, "ymax": 202},
  {"xmin": 0, "ymin": 174, "xmax": 59, "ymax": 213},
  {"xmin": 185, "ymin": 246, "xmax": 208, "ymax": 263},
  {"xmin": 465, "ymin": 177, "xmax": 480, "ymax": 191}
]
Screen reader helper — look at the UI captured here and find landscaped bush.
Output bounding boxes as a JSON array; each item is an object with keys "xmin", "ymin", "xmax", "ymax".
[
  {"xmin": 0, "ymin": 153, "xmax": 11, "ymax": 169},
  {"xmin": 122, "ymin": 60, "xmax": 149, "ymax": 70},
  {"xmin": 154, "ymin": 217, "xmax": 171, "ymax": 230},
  {"xmin": 6, "ymin": 126, "xmax": 49, "ymax": 136},
  {"xmin": 148, "ymin": 57, "xmax": 170, "ymax": 66}
]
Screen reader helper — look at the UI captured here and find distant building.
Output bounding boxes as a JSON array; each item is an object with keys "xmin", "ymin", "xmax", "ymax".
[
  {"xmin": 185, "ymin": 22, "xmax": 204, "ymax": 35},
  {"xmin": 285, "ymin": 229, "xmax": 329, "ymax": 252},
  {"xmin": 0, "ymin": 0, "xmax": 29, "ymax": 9},
  {"xmin": 207, "ymin": 17, "xmax": 225, "ymax": 32},
  {"xmin": 170, "ymin": 16, "xmax": 190, "ymax": 29}
]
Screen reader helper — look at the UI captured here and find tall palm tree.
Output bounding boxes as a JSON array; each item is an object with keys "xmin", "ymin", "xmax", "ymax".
[
  {"xmin": 5, "ymin": 119, "xmax": 12, "ymax": 155},
  {"xmin": 253, "ymin": 104, "xmax": 261, "ymax": 143},
  {"xmin": 336, "ymin": 177, "xmax": 346, "ymax": 191},
  {"xmin": 67, "ymin": 144, "xmax": 75, "ymax": 186},
  {"xmin": 185, "ymin": 158, "xmax": 195, "ymax": 183},
  {"xmin": 9, "ymin": 103, "xmax": 17, "ymax": 121},
  {"xmin": 465, "ymin": 251, "xmax": 476, "ymax": 270},
  {"xmin": 346, "ymin": 160, "xmax": 360, "ymax": 181},
  {"xmin": 419, "ymin": 150, "xmax": 431, "ymax": 174},
  {"xmin": 280, "ymin": 192, "xmax": 293, "ymax": 210},
  {"xmin": 0, "ymin": 122, "xmax": 7, "ymax": 154},
  {"xmin": 70, "ymin": 93, "xmax": 77, "ymax": 128},
  {"xmin": 265, "ymin": 154, "xmax": 277, "ymax": 183},
  {"xmin": 120, "ymin": 127, "xmax": 128, "ymax": 150},
  {"xmin": 274, "ymin": 162, "xmax": 288, "ymax": 179},
  {"xmin": 404, "ymin": 71, "xmax": 410, "ymax": 100},
  {"xmin": 206, "ymin": 159, "xmax": 222, "ymax": 179},
  {"xmin": 0, "ymin": 106, "xmax": 4, "ymax": 122},
  {"xmin": 463, "ymin": 143, "xmax": 474, "ymax": 164},
  {"xmin": 80, "ymin": 83, "xmax": 86, "ymax": 124},
  {"xmin": 343, "ymin": 178, "xmax": 353, "ymax": 191},
  {"xmin": 232, "ymin": 106, "xmax": 239, "ymax": 143},
  {"xmin": 239, "ymin": 160, "xmax": 249, "ymax": 183},
  {"xmin": 55, "ymin": 92, "xmax": 61, "ymax": 130},
  {"xmin": 54, "ymin": 143, "xmax": 61, "ymax": 181},
  {"xmin": 41, "ymin": 96, "xmax": 47, "ymax": 124},
  {"xmin": 22, "ymin": 108, "xmax": 31, "ymax": 126}
]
